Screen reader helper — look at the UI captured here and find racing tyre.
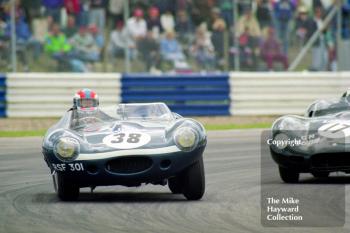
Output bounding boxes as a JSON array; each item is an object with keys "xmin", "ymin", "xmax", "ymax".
[
  {"xmin": 168, "ymin": 176, "xmax": 183, "ymax": 194},
  {"xmin": 279, "ymin": 166, "xmax": 299, "ymax": 183},
  {"xmin": 182, "ymin": 157, "xmax": 205, "ymax": 200},
  {"xmin": 53, "ymin": 173, "xmax": 79, "ymax": 201},
  {"xmin": 311, "ymin": 171, "xmax": 330, "ymax": 178}
]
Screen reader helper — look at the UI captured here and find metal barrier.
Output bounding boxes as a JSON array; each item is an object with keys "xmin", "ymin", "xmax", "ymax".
[
  {"xmin": 4, "ymin": 72, "xmax": 350, "ymax": 118},
  {"xmin": 121, "ymin": 73, "xmax": 231, "ymax": 116},
  {"xmin": 6, "ymin": 73, "xmax": 121, "ymax": 117},
  {"xmin": 229, "ymin": 72, "xmax": 350, "ymax": 115},
  {"xmin": 0, "ymin": 74, "xmax": 6, "ymax": 117}
]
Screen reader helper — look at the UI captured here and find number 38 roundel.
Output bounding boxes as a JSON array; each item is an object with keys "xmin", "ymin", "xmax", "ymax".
[{"xmin": 103, "ymin": 132, "xmax": 151, "ymax": 149}]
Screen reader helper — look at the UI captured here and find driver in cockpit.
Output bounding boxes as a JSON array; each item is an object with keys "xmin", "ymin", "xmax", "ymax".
[{"xmin": 70, "ymin": 88, "xmax": 112, "ymax": 129}]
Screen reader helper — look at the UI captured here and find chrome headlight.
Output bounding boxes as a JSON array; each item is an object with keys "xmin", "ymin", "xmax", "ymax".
[
  {"xmin": 174, "ymin": 127, "xmax": 198, "ymax": 151},
  {"xmin": 53, "ymin": 137, "xmax": 80, "ymax": 161}
]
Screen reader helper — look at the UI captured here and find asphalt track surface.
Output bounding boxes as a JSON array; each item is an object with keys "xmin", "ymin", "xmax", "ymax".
[{"xmin": 1, "ymin": 130, "xmax": 350, "ymax": 233}]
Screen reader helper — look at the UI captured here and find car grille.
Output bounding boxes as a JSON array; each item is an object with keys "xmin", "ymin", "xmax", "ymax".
[
  {"xmin": 311, "ymin": 153, "xmax": 350, "ymax": 169},
  {"xmin": 106, "ymin": 156, "xmax": 153, "ymax": 174}
]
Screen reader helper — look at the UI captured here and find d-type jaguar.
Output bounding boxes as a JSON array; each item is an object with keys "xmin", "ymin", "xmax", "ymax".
[
  {"xmin": 42, "ymin": 89, "xmax": 206, "ymax": 201},
  {"xmin": 270, "ymin": 89, "xmax": 350, "ymax": 183}
]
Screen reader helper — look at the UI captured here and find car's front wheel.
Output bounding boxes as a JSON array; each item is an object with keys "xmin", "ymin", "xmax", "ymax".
[
  {"xmin": 279, "ymin": 166, "xmax": 299, "ymax": 183},
  {"xmin": 168, "ymin": 176, "xmax": 183, "ymax": 194},
  {"xmin": 53, "ymin": 172, "xmax": 79, "ymax": 201},
  {"xmin": 181, "ymin": 157, "xmax": 205, "ymax": 200}
]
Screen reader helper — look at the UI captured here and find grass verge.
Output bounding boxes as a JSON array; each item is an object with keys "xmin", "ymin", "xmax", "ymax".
[
  {"xmin": 0, "ymin": 130, "xmax": 47, "ymax": 137},
  {"xmin": 204, "ymin": 122, "xmax": 271, "ymax": 131},
  {"xmin": 0, "ymin": 123, "xmax": 271, "ymax": 137}
]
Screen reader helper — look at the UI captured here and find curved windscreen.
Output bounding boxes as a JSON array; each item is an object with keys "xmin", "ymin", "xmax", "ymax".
[
  {"xmin": 115, "ymin": 103, "xmax": 174, "ymax": 121},
  {"xmin": 69, "ymin": 109, "xmax": 116, "ymax": 132}
]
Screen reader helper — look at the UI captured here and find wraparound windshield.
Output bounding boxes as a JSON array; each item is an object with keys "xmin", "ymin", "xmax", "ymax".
[
  {"xmin": 116, "ymin": 103, "xmax": 174, "ymax": 121},
  {"xmin": 69, "ymin": 103, "xmax": 174, "ymax": 131},
  {"xmin": 70, "ymin": 109, "xmax": 115, "ymax": 131}
]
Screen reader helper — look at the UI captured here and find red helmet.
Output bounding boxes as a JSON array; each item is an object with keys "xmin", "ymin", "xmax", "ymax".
[{"xmin": 73, "ymin": 88, "xmax": 99, "ymax": 110}]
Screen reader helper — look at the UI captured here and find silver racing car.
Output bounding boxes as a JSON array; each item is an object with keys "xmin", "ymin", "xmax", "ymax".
[
  {"xmin": 42, "ymin": 89, "xmax": 206, "ymax": 201},
  {"xmin": 270, "ymin": 89, "xmax": 350, "ymax": 183}
]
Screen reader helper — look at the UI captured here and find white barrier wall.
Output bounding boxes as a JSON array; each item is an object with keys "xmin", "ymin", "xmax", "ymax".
[
  {"xmin": 229, "ymin": 72, "xmax": 350, "ymax": 115},
  {"xmin": 6, "ymin": 73, "xmax": 121, "ymax": 117},
  {"xmin": 6, "ymin": 72, "xmax": 350, "ymax": 117}
]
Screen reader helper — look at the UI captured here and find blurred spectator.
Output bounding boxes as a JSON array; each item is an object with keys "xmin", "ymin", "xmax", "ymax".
[
  {"xmin": 126, "ymin": 8, "xmax": 147, "ymax": 44},
  {"xmin": 63, "ymin": 14, "xmax": 78, "ymax": 39},
  {"xmin": 5, "ymin": 18, "xmax": 31, "ymax": 70},
  {"xmin": 325, "ymin": 0, "xmax": 339, "ymax": 42},
  {"xmin": 137, "ymin": 30, "xmax": 160, "ymax": 71},
  {"xmin": 218, "ymin": 0, "xmax": 234, "ymax": 26},
  {"xmin": 236, "ymin": 7, "xmax": 261, "ymax": 38},
  {"xmin": 256, "ymin": 0, "xmax": 272, "ymax": 30},
  {"xmin": 236, "ymin": 0, "xmax": 251, "ymax": 15},
  {"xmin": 160, "ymin": 10, "xmax": 175, "ymax": 33},
  {"xmin": 108, "ymin": 21, "xmax": 135, "ymax": 60},
  {"xmin": 153, "ymin": 0, "xmax": 175, "ymax": 15},
  {"xmin": 191, "ymin": 26, "xmax": 216, "ymax": 71},
  {"xmin": 89, "ymin": 24, "xmax": 103, "ymax": 49},
  {"xmin": 176, "ymin": 0, "xmax": 191, "ymax": 12},
  {"xmin": 0, "ymin": 18, "xmax": 6, "ymax": 39},
  {"xmin": 78, "ymin": 0, "xmax": 90, "ymax": 26},
  {"xmin": 190, "ymin": 1, "xmax": 211, "ymax": 26},
  {"xmin": 313, "ymin": 0, "xmax": 325, "ymax": 11},
  {"xmin": 19, "ymin": 0, "xmax": 41, "ymax": 23},
  {"xmin": 295, "ymin": 6, "xmax": 317, "ymax": 46},
  {"xmin": 260, "ymin": 27, "xmax": 288, "ymax": 70},
  {"xmin": 326, "ymin": 28, "xmax": 337, "ymax": 71},
  {"xmin": 32, "ymin": 15, "xmax": 53, "ymax": 44},
  {"xmin": 298, "ymin": 0, "xmax": 312, "ymax": 9},
  {"xmin": 64, "ymin": 0, "xmax": 80, "ymax": 16},
  {"xmin": 89, "ymin": 0, "xmax": 107, "ymax": 33},
  {"xmin": 191, "ymin": 24, "xmax": 215, "ymax": 70},
  {"xmin": 325, "ymin": 0, "xmax": 348, "ymax": 70},
  {"xmin": 0, "ymin": 0, "xmax": 347, "ymax": 73},
  {"xmin": 0, "ymin": 3, "xmax": 5, "ymax": 22},
  {"xmin": 238, "ymin": 27, "xmax": 258, "ymax": 69},
  {"xmin": 160, "ymin": 30, "xmax": 186, "ymax": 66},
  {"xmin": 42, "ymin": 0, "xmax": 63, "ymax": 23},
  {"xmin": 147, "ymin": 6, "xmax": 162, "ymax": 39},
  {"xmin": 45, "ymin": 24, "xmax": 71, "ymax": 56},
  {"xmin": 0, "ymin": 19, "xmax": 6, "ymax": 66},
  {"xmin": 273, "ymin": 0, "xmax": 295, "ymax": 54},
  {"xmin": 5, "ymin": 13, "xmax": 41, "ymax": 71},
  {"xmin": 175, "ymin": 10, "xmax": 194, "ymax": 44},
  {"xmin": 342, "ymin": 1, "xmax": 350, "ymax": 38},
  {"xmin": 70, "ymin": 26, "xmax": 100, "ymax": 62},
  {"xmin": 45, "ymin": 23, "xmax": 87, "ymax": 72},
  {"xmin": 310, "ymin": 6, "xmax": 328, "ymax": 71},
  {"xmin": 211, "ymin": 8, "xmax": 226, "ymax": 67},
  {"xmin": 2, "ymin": 0, "xmax": 27, "ymax": 22},
  {"xmin": 5, "ymin": 15, "xmax": 30, "ymax": 42},
  {"xmin": 296, "ymin": 6, "xmax": 328, "ymax": 71},
  {"xmin": 108, "ymin": 0, "xmax": 124, "ymax": 26}
]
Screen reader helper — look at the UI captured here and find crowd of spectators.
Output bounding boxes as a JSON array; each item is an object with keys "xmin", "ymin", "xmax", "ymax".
[{"xmin": 0, "ymin": 0, "xmax": 349, "ymax": 72}]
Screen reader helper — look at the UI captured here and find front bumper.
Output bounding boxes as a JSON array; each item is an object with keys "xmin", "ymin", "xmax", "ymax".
[
  {"xmin": 270, "ymin": 148, "xmax": 350, "ymax": 173},
  {"xmin": 43, "ymin": 146, "xmax": 205, "ymax": 187}
]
